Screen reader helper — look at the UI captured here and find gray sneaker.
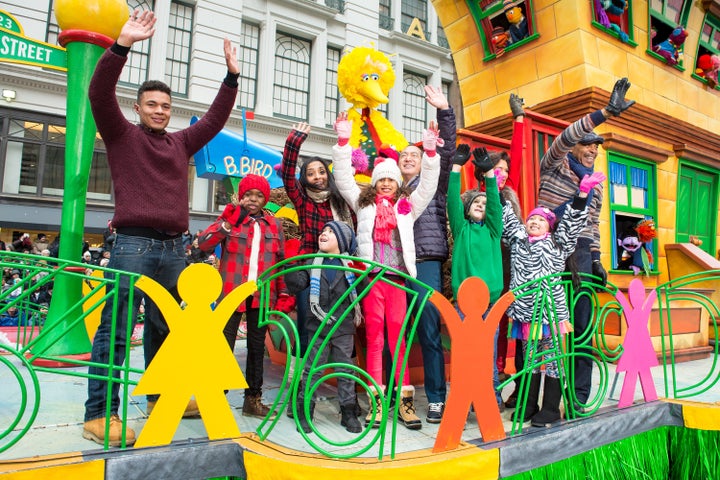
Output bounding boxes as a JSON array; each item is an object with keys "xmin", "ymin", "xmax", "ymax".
[{"xmin": 426, "ymin": 402, "xmax": 445, "ymax": 424}]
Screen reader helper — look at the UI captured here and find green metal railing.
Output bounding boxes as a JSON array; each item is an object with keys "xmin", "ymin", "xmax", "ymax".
[{"xmin": 2, "ymin": 250, "xmax": 720, "ymax": 459}]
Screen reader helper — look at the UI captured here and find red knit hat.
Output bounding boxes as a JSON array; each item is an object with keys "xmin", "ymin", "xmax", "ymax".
[{"xmin": 238, "ymin": 174, "xmax": 270, "ymax": 201}]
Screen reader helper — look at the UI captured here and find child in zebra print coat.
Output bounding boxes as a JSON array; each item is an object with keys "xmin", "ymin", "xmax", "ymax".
[{"xmin": 501, "ymin": 171, "xmax": 606, "ymax": 427}]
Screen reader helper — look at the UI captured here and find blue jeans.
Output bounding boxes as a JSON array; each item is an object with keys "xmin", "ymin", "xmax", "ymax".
[
  {"xmin": 408, "ymin": 261, "xmax": 447, "ymax": 404},
  {"xmin": 84, "ymin": 234, "xmax": 186, "ymax": 421}
]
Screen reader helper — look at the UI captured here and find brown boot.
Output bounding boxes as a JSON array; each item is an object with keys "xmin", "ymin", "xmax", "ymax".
[
  {"xmin": 399, "ymin": 386, "xmax": 422, "ymax": 430},
  {"xmin": 82, "ymin": 414, "xmax": 136, "ymax": 447},
  {"xmin": 242, "ymin": 394, "xmax": 277, "ymax": 419},
  {"xmin": 365, "ymin": 386, "xmax": 384, "ymax": 428},
  {"xmin": 147, "ymin": 399, "xmax": 200, "ymax": 418}
]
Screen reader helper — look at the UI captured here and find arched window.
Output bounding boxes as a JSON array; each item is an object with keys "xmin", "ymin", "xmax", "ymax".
[{"xmin": 273, "ymin": 33, "xmax": 311, "ymax": 121}]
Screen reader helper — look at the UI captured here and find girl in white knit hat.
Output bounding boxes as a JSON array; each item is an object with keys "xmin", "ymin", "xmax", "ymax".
[{"xmin": 330, "ymin": 112, "xmax": 440, "ymax": 431}]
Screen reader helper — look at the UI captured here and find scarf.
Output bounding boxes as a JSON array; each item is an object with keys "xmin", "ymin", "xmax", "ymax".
[
  {"xmin": 528, "ymin": 232, "xmax": 550, "ymax": 243},
  {"xmin": 309, "ymin": 257, "xmax": 363, "ymax": 327},
  {"xmin": 373, "ymin": 195, "xmax": 397, "ymax": 245},
  {"xmin": 568, "ymin": 152, "xmax": 595, "ymax": 204},
  {"xmin": 553, "ymin": 152, "xmax": 595, "ymax": 220},
  {"xmin": 307, "ymin": 188, "xmax": 354, "ymax": 229},
  {"xmin": 306, "ymin": 188, "xmax": 331, "ymax": 203}
]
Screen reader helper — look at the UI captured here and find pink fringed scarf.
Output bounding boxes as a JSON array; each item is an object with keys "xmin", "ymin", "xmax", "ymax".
[{"xmin": 373, "ymin": 195, "xmax": 397, "ymax": 245}]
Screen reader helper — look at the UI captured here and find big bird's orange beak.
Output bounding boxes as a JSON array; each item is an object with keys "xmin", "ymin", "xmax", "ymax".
[{"xmin": 357, "ymin": 77, "xmax": 389, "ymax": 108}]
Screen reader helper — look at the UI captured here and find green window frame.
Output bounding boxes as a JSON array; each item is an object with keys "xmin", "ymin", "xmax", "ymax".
[
  {"xmin": 676, "ymin": 161, "xmax": 719, "ymax": 256},
  {"xmin": 693, "ymin": 13, "xmax": 720, "ymax": 90},
  {"xmin": 590, "ymin": 0, "xmax": 637, "ymax": 46},
  {"xmin": 607, "ymin": 152, "xmax": 658, "ymax": 274},
  {"xmin": 648, "ymin": 0, "xmax": 691, "ymax": 70},
  {"xmin": 466, "ymin": 0, "xmax": 539, "ymax": 61}
]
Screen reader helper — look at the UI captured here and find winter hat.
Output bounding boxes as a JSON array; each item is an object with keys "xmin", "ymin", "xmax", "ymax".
[
  {"xmin": 238, "ymin": 173, "xmax": 270, "ymax": 201},
  {"xmin": 578, "ymin": 132, "xmax": 604, "ymax": 145},
  {"xmin": 461, "ymin": 189, "xmax": 486, "ymax": 218},
  {"xmin": 526, "ymin": 206, "xmax": 557, "ymax": 229},
  {"xmin": 371, "ymin": 157, "xmax": 403, "ymax": 188},
  {"xmin": 503, "ymin": 0, "xmax": 520, "ymax": 11},
  {"xmin": 324, "ymin": 220, "xmax": 357, "ymax": 255}
]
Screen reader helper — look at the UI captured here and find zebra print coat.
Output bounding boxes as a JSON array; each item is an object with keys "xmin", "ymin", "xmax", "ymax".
[{"xmin": 501, "ymin": 200, "xmax": 589, "ymax": 329}]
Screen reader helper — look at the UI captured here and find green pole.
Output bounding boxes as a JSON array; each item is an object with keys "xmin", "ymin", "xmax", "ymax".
[{"xmin": 33, "ymin": 33, "xmax": 111, "ymax": 357}]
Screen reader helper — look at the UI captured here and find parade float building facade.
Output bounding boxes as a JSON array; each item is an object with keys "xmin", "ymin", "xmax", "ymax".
[
  {"xmin": 432, "ymin": 0, "xmax": 720, "ymax": 290},
  {"xmin": 0, "ymin": 0, "xmax": 456, "ymax": 244}
]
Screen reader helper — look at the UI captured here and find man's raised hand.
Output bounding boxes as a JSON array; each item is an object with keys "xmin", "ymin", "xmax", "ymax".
[{"xmin": 117, "ymin": 9, "xmax": 157, "ymax": 48}]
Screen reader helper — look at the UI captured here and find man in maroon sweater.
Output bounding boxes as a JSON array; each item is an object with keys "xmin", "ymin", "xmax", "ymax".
[{"xmin": 82, "ymin": 9, "xmax": 239, "ymax": 447}]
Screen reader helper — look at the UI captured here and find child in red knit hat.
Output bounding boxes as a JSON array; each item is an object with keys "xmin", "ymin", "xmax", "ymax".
[{"xmin": 198, "ymin": 173, "xmax": 288, "ymax": 419}]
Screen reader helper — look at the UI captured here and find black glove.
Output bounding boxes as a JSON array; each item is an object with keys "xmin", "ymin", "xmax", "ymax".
[
  {"xmin": 472, "ymin": 147, "xmax": 494, "ymax": 175},
  {"xmin": 453, "ymin": 143, "xmax": 471, "ymax": 166},
  {"xmin": 592, "ymin": 260, "xmax": 608, "ymax": 287},
  {"xmin": 606, "ymin": 77, "xmax": 635, "ymax": 116},
  {"xmin": 509, "ymin": 93, "xmax": 525, "ymax": 118}
]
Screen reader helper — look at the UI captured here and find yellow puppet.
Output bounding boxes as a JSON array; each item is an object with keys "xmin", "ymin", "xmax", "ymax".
[
  {"xmin": 337, "ymin": 46, "xmax": 408, "ymax": 176},
  {"xmin": 132, "ymin": 263, "xmax": 257, "ymax": 447}
]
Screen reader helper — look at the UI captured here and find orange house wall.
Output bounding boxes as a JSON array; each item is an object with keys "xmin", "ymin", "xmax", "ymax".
[{"xmin": 433, "ymin": 0, "xmax": 720, "ymax": 284}]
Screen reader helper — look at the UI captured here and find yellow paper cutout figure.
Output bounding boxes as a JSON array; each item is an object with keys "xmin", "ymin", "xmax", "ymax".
[
  {"xmin": 132, "ymin": 262, "xmax": 257, "ymax": 447},
  {"xmin": 82, "ymin": 269, "xmax": 105, "ymax": 341}
]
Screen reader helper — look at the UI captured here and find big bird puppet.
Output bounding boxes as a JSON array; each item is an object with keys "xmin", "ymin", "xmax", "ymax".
[{"xmin": 337, "ymin": 46, "xmax": 409, "ymax": 177}]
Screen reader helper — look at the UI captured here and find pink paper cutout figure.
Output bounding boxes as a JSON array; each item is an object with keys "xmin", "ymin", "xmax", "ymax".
[{"xmin": 615, "ymin": 278, "xmax": 659, "ymax": 408}]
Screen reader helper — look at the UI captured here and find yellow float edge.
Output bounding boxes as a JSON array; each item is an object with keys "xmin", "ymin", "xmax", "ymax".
[
  {"xmin": 0, "ymin": 453, "xmax": 104, "ymax": 479},
  {"xmin": 235, "ymin": 434, "xmax": 499, "ymax": 480},
  {"xmin": 664, "ymin": 398, "xmax": 720, "ymax": 430}
]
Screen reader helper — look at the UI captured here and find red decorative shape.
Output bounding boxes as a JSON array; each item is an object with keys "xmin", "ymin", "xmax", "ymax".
[{"xmin": 58, "ymin": 29, "xmax": 114, "ymax": 49}]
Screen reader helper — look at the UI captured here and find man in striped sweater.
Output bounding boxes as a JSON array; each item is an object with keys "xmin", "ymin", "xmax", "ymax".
[{"xmin": 537, "ymin": 78, "xmax": 635, "ymax": 412}]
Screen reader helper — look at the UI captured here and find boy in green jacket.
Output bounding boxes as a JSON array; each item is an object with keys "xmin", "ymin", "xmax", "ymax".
[{"xmin": 447, "ymin": 144, "xmax": 505, "ymax": 409}]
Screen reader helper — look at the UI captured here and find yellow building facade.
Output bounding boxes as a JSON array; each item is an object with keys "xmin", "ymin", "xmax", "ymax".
[{"xmin": 433, "ymin": 0, "xmax": 720, "ymax": 288}]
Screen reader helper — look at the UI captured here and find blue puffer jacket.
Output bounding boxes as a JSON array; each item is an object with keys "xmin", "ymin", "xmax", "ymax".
[{"xmin": 406, "ymin": 107, "xmax": 456, "ymax": 261}]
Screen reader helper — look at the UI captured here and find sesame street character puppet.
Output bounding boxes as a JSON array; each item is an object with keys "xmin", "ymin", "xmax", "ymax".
[
  {"xmin": 503, "ymin": 0, "xmax": 529, "ymax": 44},
  {"xmin": 617, "ymin": 219, "xmax": 657, "ymax": 276},
  {"xmin": 337, "ymin": 46, "xmax": 408, "ymax": 176},
  {"xmin": 594, "ymin": 0, "xmax": 629, "ymax": 43},
  {"xmin": 491, "ymin": 26, "xmax": 510, "ymax": 57},
  {"xmin": 696, "ymin": 53, "xmax": 720, "ymax": 89},
  {"xmin": 653, "ymin": 26, "xmax": 688, "ymax": 66}
]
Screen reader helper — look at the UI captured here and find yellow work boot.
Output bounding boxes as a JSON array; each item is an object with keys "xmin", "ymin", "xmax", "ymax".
[
  {"xmin": 82, "ymin": 414, "xmax": 136, "ymax": 447},
  {"xmin": 147, "ymin": 399, "xmax": 200, "ymax": 418},
  {"xmin": 398, "ymin": 386, "xmax": 422, "ymax": 430},
  {"xmin": 365, "ymin": 386, "xmax": 384, "ymax": 428}
]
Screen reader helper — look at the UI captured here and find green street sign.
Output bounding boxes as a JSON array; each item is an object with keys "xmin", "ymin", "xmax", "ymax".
[
  {"xmin": 0, "ymin": 10, "xmax": 67, "ymax": 71},
  {"xmin": 0, "ymin": 10, "xmax": 22, "ymax": 34}
]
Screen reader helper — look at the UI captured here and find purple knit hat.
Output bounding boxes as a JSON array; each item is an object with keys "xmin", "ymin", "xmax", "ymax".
[{"xmin": 526, "ymin": 206, "xmax": 557, "ymax": 229}]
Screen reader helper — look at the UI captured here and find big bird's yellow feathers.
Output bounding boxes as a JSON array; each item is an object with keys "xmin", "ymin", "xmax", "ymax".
[{"xmin": 337, "ymin": 46, "xmax": 408, "ymax": 170}]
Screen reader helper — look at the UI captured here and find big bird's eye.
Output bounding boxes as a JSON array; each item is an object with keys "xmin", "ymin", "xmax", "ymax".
[
  {"xmin": 361, "ymin": 74, "xmax": 370, "ymax": 82},
  {"xmin": 370, "ymin": 73, "xmax": 379, "ymax": 81}
]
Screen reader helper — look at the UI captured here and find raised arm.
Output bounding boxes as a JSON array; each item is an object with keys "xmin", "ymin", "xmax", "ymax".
[
  {"xmin": 116, "ymin": 9, "xmax": 157, "ymax": 48},
  {"xmin": 331, "ymin": 112, "xmax": 361, "ymax": 211},
  {"xmin": 280, "ymin": 123, "xmax": 311, "ymax": 206}
]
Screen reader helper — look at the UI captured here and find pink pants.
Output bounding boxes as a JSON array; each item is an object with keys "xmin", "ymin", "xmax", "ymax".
[{"xmin": 362, "ymin": 279, "xmax": 410, "ymax": 387}]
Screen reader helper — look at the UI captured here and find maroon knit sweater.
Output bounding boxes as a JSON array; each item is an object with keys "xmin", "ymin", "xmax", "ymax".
[{"xmin": 89, "ymin": 45, "xmax": 237, "ymax": 233}]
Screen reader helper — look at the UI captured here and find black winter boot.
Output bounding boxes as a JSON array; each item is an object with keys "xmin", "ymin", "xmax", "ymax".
[
  {"xmin": 522, "ymin": 373, "xmax": 542, "ymax": 422},
  {"xmin": 296, "ymin": 401, "xmax": 315, "ymax": 434},
  {"xmin": 531, "ymin": 376, "xmax": 562, "ymax": 427},
  {"xmin": 340, "ymin": 404, "xmax": 362, "ymax": 433}
]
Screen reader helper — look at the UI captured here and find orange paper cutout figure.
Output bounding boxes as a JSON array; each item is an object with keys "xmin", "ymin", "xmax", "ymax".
[
  {"xmin": 430, "ymin": 277, "xmax": 515, "ymax": 452},
  {"xmin": 615, "ymin": 278, "xmax": 659, "ymax": 408},
  {"xmin": 132, "ymin": 263, "xmax": 257, "ymax": 447}
]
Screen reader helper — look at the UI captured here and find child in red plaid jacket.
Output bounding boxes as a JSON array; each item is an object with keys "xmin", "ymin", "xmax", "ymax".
[{"xmin": 198, "ymin": 173, "xmax": 288, "ymax": 419}]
